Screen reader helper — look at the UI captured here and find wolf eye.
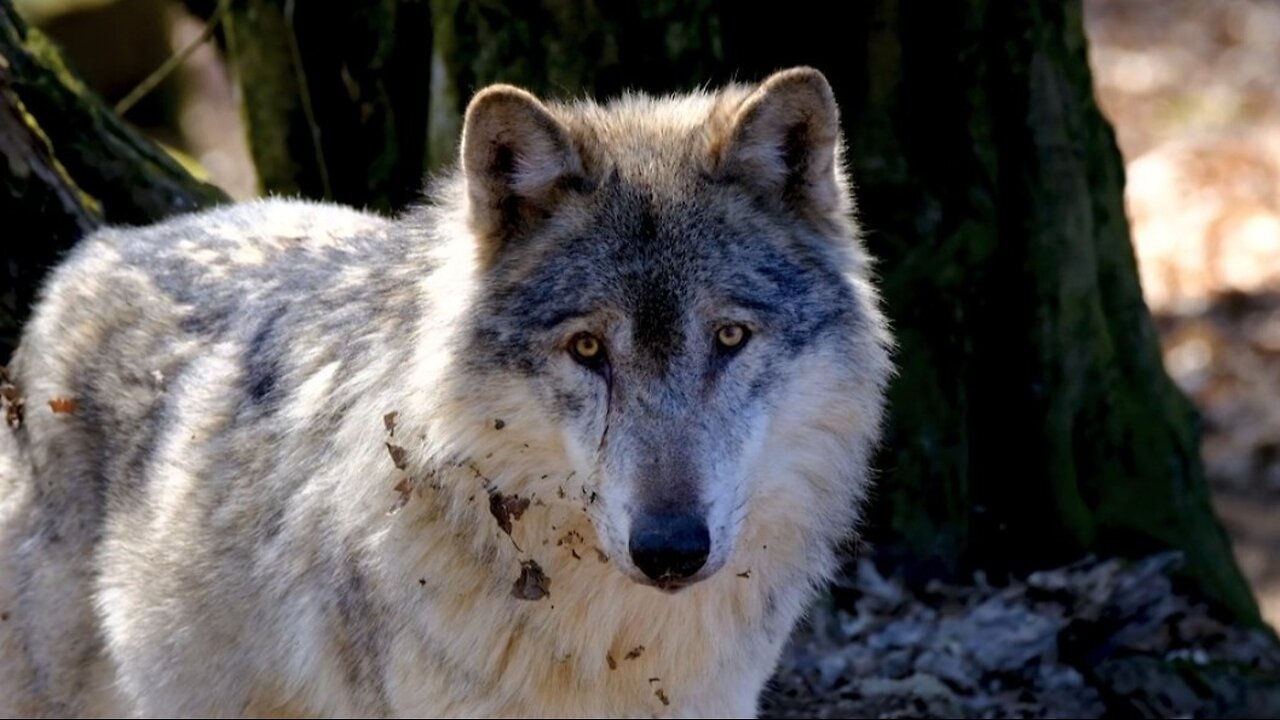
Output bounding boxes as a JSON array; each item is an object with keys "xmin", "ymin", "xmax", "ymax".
[
  {"xmin": 715, "ymin": 324, "xmax": 750, "ymax": 352},
  {"xmin": 569, "ymin": 333, "xmax": 606, "ymax": 368}
]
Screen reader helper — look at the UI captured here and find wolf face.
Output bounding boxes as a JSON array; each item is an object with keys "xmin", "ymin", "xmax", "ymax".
[{"xmin": 453, "ymin": 69, "xmax": 885, "ymax": 591}]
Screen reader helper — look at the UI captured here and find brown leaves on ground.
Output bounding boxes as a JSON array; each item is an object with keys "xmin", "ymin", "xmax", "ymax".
[
  {"xmin": 511, "ymin": 560, "xmax": 549, "ymax": 601},
  {"xmin": 759, "ymin": 552, "xmax": 1280, "ymax": 719},
  {"xmin": 1158, "ymin": 293, "xmax": 1280, "ymax": 495},
  {"xmin": 1156, "ymin": 292, "xmax": 1280, "ymax": 629},
  {"xmin": 383, "ymin": 411, "xmax": 398, "ymax": 436}
]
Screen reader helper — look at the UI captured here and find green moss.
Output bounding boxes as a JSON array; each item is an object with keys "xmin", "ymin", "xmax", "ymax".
[
  {"xmin": 22, "ymin": 24, "xmax": 87, "ymax": 95},
  {"xmin": 7, "ymin": 86, "xmax": 100, "ymax": 215},
  {"xmin": 427, "ymin": 0, "xmax": 461, "ymax": 172},
  {"xmin": 223, "ymin": 1, "xmax": 303, "ymax": 197}
]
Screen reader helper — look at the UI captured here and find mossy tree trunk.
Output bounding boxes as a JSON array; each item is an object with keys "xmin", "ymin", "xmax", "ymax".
[
  {"xmin": 0, "ymin": 0, "xmax": 225, "ymax": 360},
  {"xmin": 800, "ymin": 2, "xmax": 1260, "ymax": 627},
  {"xmin": 424, "ymin": 0, "xmax": 724, "ymax": 170},
  {"xmin": 223, "ymin": 0, "xmax": 432, "ymax": 214}
]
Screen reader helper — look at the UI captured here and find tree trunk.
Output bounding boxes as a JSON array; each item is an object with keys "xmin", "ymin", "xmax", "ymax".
[
  {"xmin": 808, "ymin": 1, "xmax": 1262, "ymax": 627},
  {"xmin": 0, "ymin": 0, "xmax": 225, "ymax": 360},
  {"xmin": 223, "ymin": 0, "xmax": 432, "ymax": 214},
  {"xmin": 424, "ymin": 0, "xmax": 723, "ymax": 170}
]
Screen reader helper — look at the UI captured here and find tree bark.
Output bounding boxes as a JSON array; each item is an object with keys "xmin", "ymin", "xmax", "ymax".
[
  {"xmin": 223, "ymin": 0, "xmax": 432, "ymax": 214},
  {"xmin": 424, "ymin": 0, "xmax": 723, "ymax": 170},
  {"xmin": 831, "ymin": 1, "xmax": 1260, "ymax": 629},
  {"xmin": 0, "ymin": 0, "xmax": 225, "ymax": 360}
]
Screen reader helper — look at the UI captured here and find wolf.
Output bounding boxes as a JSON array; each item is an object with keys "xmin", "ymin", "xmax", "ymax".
[{"xmin": 0, "ymin": 66, "xmax": 893, "ymax": 718}]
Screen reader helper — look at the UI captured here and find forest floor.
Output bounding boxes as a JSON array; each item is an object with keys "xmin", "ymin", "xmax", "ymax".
[
  {"xmin": 764, "ymin": 1, "xmax": 1280, "ymax": 716},
  {"xmin": 760, "ymin": 553, "xmax": 1280, "ymax": 718}
]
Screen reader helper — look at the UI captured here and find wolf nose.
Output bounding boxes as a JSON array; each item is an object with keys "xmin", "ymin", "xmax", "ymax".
[{"xmin": 628, "ymin": 513, "xmax": 711, "ymax": 582}]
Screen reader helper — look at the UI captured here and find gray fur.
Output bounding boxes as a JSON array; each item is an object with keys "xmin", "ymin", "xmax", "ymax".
[{"xmin": 0, "ymin": 68, "xmax": 893, "ymax": 718}]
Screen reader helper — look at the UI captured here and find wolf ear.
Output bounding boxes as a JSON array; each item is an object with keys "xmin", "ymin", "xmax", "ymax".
[
  {"xmin": 461, "ymin": 85, "xmax": 583, "ymax": 254},
  {"xmin": 717, "ymin": 67, "xmax": 846, "ymax": 222}
]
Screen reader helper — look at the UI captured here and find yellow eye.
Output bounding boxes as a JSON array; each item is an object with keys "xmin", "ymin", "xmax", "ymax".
[
  {"xmin": 570, "ymin": 333, "xmax": 603, "ymax": 364},
  {"xmin": 716, "ymin": 324, "xmax": 749, "ymax": 350}
]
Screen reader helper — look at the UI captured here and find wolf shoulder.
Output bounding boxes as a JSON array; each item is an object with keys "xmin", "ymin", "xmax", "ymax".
[
  {"xmin": 54, "ymin": 196, "xmax": 393, "ymax": 294},
  {"xmin": 17, "ymin": 197, "xmax": 395, "ymax": 360}
]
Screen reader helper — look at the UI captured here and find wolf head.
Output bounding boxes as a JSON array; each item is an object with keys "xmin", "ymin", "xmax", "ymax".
[{"xmin": 438, "ymin": 67, "xmax": 892, "ymax": 591}]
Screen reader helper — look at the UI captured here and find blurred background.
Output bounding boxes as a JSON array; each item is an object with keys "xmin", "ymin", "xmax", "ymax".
[
  {"xmin": 10, "ymin": 0, "xmax": 1280, "ymax": 627},
  {"xmin": 1086, "ymin": 0, "xmax": 1280, "ymax": 630}
]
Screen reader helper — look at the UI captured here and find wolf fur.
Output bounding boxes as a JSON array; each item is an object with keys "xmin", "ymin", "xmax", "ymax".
[{"xmin": 0, "ymin": 67, "xmax": 893, "ymax": 718}]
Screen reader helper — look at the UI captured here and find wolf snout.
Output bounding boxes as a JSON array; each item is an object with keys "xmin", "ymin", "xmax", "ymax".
[{"xmin": 628, "ymin": 512, "xmax": 711, "ymax": 586}]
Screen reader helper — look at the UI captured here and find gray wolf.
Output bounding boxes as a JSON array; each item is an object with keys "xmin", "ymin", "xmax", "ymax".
[{"xmin": 0, "ymin": 66, "xmax": 893, "ymax": 718}]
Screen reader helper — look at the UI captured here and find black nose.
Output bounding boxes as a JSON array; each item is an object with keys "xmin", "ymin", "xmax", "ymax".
[{"xmin": 628, "ymin": 513, "xmax": 711, "ymax": 582}]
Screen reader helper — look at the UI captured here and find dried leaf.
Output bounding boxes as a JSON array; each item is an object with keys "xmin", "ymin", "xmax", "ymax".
[
  {"xmin": 385, "ymin": 443, "xmax": 408, "ymax": 470},
  {"xmin": 383, "ymin": 411, "xmax": 399, "ymax": 436},
  {"xmin": 469, "ymin": 463, "xmax": 493, "ymax": 489},
  {"xmin": 557, "ymin": 530, "xmax": 584, "ymax": 547},
  {"xmin": 494, "ymin": 418, "xmax": 506, "ymax": 430},
  {"xmin": 625, "ymin": 645, "xmax": 645, "ymax": 660},
  {"xmin": 607, "ymin": 653, "xmax": 617, "ymax": 670},
  {"xmin": 387, "ymin": 477, "xmax": 414, "ymax": 515},
  {"xmin": 48, "ymin": 397, "xmax": 77, "ymax": 414},
  {"xmin": 1, "ymin": 370, "xmax": 23, "ymax": 429},
  {"xmin": 654, "ymin": 688, "xmax": 670, "ymax": 706},
  {"xmin": 511, "ymin": 560, "xmax": 550, "ymax": 601},
  {"xmin": 3, "ymin": 401, "xmax": 21, "ymax": 428},
  {"xmin": 489, "ymin": 491, "xmax": 530, "ymax": 536}
]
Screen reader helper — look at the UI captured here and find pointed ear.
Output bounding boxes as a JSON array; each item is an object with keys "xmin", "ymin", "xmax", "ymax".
[
  {"xmin": 460, "ymin": 84, "xmax": 583, "ymax": 254},
  {"xmin": 716, "ymin": 67, "xmax": 846, "ymax": 222}
]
